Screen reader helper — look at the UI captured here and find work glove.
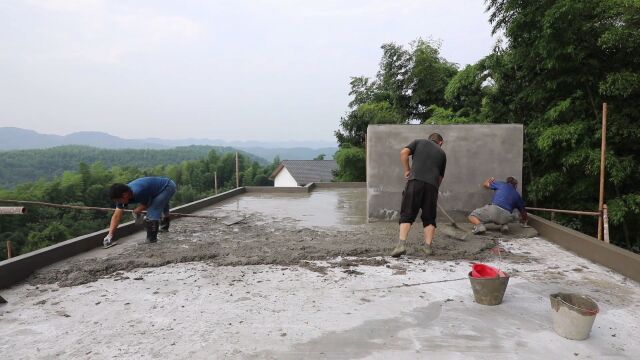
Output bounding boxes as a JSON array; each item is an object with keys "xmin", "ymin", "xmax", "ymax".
[
  {"xmin": 132, "ymin": 212, "xmax": 145, "ymax": 225},
  {"xmin": 103, "ymin": 234, "xmax": 114, "ymax": 247}
]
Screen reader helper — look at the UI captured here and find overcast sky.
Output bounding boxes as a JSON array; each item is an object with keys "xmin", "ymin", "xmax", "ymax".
[{"xmin": 0, "ymin": 0, "xmax": 496, "ymax": 143}]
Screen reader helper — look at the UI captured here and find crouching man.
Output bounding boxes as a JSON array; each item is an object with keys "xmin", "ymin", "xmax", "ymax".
[
  {"xmin": 469, "ymin": 176, "xmax": 527, "ymax": 234},
  {"xmin": 105, "ymin": 176, "xmax": 177, "ymax": 246}
]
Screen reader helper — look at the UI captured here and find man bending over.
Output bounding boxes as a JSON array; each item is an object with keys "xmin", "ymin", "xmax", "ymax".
[{"xmin": 469, "ymin": 176, "xmax": 527, "ymax": 234}]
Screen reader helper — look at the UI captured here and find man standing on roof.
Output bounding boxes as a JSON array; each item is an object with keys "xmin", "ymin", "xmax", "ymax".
[
  {"xmin": 104, "ymin": 176, "xmax": 177, "ymax": 246},
  {"xmin": 391, "ymin": 133, "xmax": 447, "ymax": 257},
  {"xmin": 468, "ymin": 176, "xmax": 527, "ymax": 234}
]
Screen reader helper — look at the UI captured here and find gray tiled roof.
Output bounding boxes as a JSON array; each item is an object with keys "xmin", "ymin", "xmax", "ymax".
[{"xmin": 275, "ymin": 160, "xmax": 337, "ymax": 185}]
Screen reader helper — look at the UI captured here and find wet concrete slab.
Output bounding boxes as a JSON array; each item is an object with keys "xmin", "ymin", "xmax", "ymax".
[
  {"xmin": 215, "ymin": 188, "xmax": 368, "ymax": 227},
  {"xmin": 25, "ymin": 188, "xmax": 525, "ymax": 287},
  {"xmin": 1, "ymin": 237, "xmax": 639, "ymax": 359}
]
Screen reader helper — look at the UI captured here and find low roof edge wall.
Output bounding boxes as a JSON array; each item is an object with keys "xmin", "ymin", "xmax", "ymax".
[{"xmin": 529, "ymin": 214, "xmax": 640, "ymax": 283}]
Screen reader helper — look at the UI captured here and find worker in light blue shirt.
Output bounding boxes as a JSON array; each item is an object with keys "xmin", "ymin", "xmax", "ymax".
[
  {"xmin": 468, "ymin": 176, "xmax": 528, "ymax": 234},
  {"xmin": 104, "ymin": 176, "xmax": 177, "ymax": 246}
]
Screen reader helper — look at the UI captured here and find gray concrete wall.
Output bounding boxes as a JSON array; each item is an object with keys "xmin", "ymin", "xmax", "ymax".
[{"xmin": 367, "ymin": 124, "xmax": 523, "ymax": 221}]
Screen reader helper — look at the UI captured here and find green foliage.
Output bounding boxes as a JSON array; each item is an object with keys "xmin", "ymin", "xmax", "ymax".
[
  {"xmin": 0, "ymin": 145, "xmax": 266, "ymax": 188},
  {"xmin": 335, "ymin": 102, "xmax": 404, "ymax": 148},
  {"xmin": 333, "ymin": 147, "xmax": 366, "ymax": 182},
  {"xmin": 483, "ymin": 0, "xmax": 640, "ymax": 251},
  {"xmin": 0, "ymin": 149, "xmax": 276, "ymax": 260},
  {"xmin": 334, "ymin": 38, "xmax": 457, "ymax": 176}
]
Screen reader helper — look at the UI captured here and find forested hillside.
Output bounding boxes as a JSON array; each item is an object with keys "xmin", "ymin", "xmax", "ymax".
[
  {"xmin": 0, "ymin": 149, "xmax": 277, "ymax": 259},
  {"xmin": 334, "ymin": 0, "xmax": 640, "ymax": 252},
  {"xmin": 0, "ymin": 145, "xmax": 266, "ymax": 188}
]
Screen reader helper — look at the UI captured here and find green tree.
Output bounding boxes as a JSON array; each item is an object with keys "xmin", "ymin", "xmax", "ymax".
[
  {"xmin": 485, "ymin": 0, "xmax": 640, "ymax": 250},
  {"xmin": 334, "ymin": 147, "xmax": 366, "ymax": 182}
]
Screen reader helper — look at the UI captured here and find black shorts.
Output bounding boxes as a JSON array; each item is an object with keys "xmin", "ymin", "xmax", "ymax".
[{"xmin": 399, "ymin": 179, "xmax": 438, "ymax": 227}]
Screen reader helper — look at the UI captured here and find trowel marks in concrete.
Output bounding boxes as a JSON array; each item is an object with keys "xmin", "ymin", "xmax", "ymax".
[{"xmin": 27, "ymin": 215, "xmax": 528, "ymax": 287}]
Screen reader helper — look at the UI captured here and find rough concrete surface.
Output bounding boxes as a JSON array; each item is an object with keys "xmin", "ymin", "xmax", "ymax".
[
  {"xmin": 366, "ymin": 124, "xmax": 523, "ymax": 220},
  {"xmin": 2, "ymin": 188, "xmax": 638, "ymax": 359},
  {"xmin": 1, "ymin": 238, "xmax": 639, "ymax": 359},
  {"xmin": 25, "ymin": 189, "xmax": 531, "ymax": 287}
]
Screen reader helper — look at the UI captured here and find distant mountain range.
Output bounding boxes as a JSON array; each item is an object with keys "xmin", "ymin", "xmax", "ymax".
[{"xmin": 0, "ymin": 127, "xmax": 337, "ymax": 161}]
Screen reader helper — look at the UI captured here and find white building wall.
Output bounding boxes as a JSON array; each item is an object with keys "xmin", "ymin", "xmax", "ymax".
[{"xmin": 274, "ymin": 167, "xmax": 299, "ymax": 187}]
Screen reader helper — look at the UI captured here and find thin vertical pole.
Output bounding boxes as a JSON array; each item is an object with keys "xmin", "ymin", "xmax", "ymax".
[
  {"xmin": 235, "ymin": 152, "xmax": 240, "ymax": 188},
  {"xmin": 214, "ymin": 171, "xmax": 218, "ymax": 195},
  {"xmin": 598, "ymin": 103, "xmax": 607, "ymax": 240},
  {"xmin": 6, "ymin": 241, "xmax": 13, "ymax": 259},
  {"xmin": 364, "ymin": 133, "xmax": 367, "ymax": 181},
  {"xmin": 603, "ymin": 204, "xmax": 610, "ymax": 243}
]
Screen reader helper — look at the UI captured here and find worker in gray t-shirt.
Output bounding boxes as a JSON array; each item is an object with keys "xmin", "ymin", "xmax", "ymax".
[{"xmin": 391, "ymin": 132, "xmax": 447, "ymax": 257}]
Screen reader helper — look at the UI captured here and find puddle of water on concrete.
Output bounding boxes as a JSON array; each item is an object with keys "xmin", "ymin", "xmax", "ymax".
[{"xmin": 215, "ymin": 188, "xmax": 367, "ymax": 227}]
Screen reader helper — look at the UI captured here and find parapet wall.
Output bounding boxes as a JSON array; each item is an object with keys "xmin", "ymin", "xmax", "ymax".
[
  {"xmin": 366, "ymin": 124, "xmax": 523, "ymax": 221},
  {"xmin": 0, "ymin": 187, "xmax": 246, "ymax": 289}
]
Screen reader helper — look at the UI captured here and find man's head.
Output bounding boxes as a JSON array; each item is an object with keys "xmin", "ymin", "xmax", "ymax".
[
  {"xmin": 506, "ymin": 176, "xmax": 518, "ymax": 188},
  {"xmin": 428, "ymin": 133, "xmax": 444, "ymax": 147},
  {"xmin": 109, "ymin": 183, "xmax": 132, "ymax": 203}
]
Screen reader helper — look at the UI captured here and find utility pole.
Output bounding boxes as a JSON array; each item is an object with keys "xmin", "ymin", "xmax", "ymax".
[
  {"xmin": 598, "ymin": 103, "xmax": 607, "ymax": 241},
  {"xmin": 235, "ymin": 152, "xmax": 240, "ymax": 188},
  {"xmin": 214, "ymin": 171, "xmax": 218, "ymax": 195}
]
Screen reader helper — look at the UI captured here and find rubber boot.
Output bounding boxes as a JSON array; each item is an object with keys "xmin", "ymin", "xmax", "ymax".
[
  {"xmin": 421, "ymin": 243, "xmax": 434, "ymax": 256},
  {"xmin": 146, "ymin": 220, "xmax": 160, "ymax": 243},
  {"xmin": 160, "ymin": 216, "xmax": 170, "ymax": 233},
  {"xmin": 390, "ymin": 241, "xmax": 407, "ymax": 257}
]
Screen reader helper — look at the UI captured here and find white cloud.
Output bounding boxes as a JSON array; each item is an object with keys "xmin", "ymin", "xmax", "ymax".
[
  {"xmin": 114, "ymin": 13, "xmax": 202, "ymax": 43},
  {"xmin": 27, "ymin": 0, "xmax": 106, "ymax": 12},
  {"xmin": 18, "ymin": 3, "xmax": 203, "ymax": 64},
  {"xmin": 253, "ymin": 0, "xmax": 434, "ymax": 18}
]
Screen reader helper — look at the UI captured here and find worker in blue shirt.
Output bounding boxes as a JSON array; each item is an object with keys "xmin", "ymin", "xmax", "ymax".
[
  {"xmin": 104, "ymin": 176, "xmax": 177, "ymax": 246},
  {"xmin": 468, "ymin": 176, "xmax": 528, "ymax": 234}
]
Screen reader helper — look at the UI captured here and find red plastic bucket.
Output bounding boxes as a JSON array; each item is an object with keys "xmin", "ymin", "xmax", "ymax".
[{"xmin": 471, "ymin": 263, "xmax": 506, "ymax": 278}]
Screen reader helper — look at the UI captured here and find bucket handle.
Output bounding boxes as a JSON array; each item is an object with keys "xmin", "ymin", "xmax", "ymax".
[{"xmin": 555, "ymin": 295, "xmax": 599, "ymax": 315}]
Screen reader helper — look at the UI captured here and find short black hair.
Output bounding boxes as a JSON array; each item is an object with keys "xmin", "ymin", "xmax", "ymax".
[
  {"xmin": 506, "ymin": 177, "xmax": 518, "ymax": 186},
  {"xmin": 429, "ymin": 133, "xmax": 443, "ymax": 143},
  {"xmin": 109, "ymin": 183, "xmax": 131, "ymax": 200}
]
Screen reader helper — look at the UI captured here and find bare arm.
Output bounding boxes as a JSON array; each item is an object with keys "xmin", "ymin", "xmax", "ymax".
[
  {"xmin": 108, "ymin": 208, "xmax": 124, "ymax": 236},
  {"xmin": 400, "ymin": 148, "xmax": 411, "ymax": 178},
  {"xmin": 482, "ymin": 177, "xmax": 496, "ymax": 189},
  {"xmin": 133, "ymin": 204, "xmax": 147, "ymax": 214}
]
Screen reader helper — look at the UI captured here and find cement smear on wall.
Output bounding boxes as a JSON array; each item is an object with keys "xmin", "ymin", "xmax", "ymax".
[{"xmin": 27, "ymin": 189, "xmax": 535, "ymax": 287}]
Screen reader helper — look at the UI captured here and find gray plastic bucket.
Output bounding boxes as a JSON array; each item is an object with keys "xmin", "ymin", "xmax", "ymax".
[
  {"xmin": 550, "ymin": 293, "xmax": 599, "ymax": 340},
  {"xmin": 468, "ymin": 271, "xmax": 510, "ymax": 306}
]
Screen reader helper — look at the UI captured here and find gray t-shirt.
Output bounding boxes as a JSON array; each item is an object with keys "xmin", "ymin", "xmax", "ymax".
[{"xmin": 405, "ymin": 139, "xmax": 447, "ymax": 188}]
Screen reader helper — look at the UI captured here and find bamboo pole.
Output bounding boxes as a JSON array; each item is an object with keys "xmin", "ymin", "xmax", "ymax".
[
  {"xmin": 235, "ymin": 152, "xmax": 240, "ymax": 188},
  {"xmin": 0, "ymin": 200, "xmax": 220, "ymax": 220},
  {"xmin": 0, "ymin": 207, "xmax": 26, "ymax": 215},
  {"xmin": 6, "ymin": 241, "xmax": 13, "ymax": 259},
  {"xmin": 214, "ymin": 171, "xmax": 218, "ymax": 195},
  {"xmin": 603, "ymin": 204, "xmax": 610, "ymax": 243},
  {"xmin": 527, "ymin": 207, "xmax": 600, "ymax": 217},
  {"xmin": 598, "ymin": 103, "xmax": 607, "ymax": 241}
]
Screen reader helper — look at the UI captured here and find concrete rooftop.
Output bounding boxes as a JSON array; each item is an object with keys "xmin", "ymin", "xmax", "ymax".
[{"xmin": 1, "ymin": 188, "xmax": 639, "ymax": 359}]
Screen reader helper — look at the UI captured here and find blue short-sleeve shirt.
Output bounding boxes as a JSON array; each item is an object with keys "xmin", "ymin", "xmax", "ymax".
[
  {"xmin": 489, "ymin": 181, "xmax": 525, "ymax": 213},
  {"xmin": 115, "ymin": 177, "xmax": 172, "ymax": 209}
]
